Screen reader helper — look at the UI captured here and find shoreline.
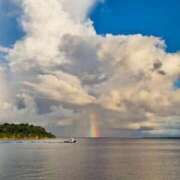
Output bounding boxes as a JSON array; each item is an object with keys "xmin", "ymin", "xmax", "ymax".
[{"xmin": 0, "ymin": 137, "xmax": 56, "ymax": 141}]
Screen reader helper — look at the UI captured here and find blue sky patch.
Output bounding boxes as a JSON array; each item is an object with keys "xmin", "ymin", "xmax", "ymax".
[
  {"xmin": 91, "ymin": 0, "xmax": 180, "ymax": 52},
  {"xmin": 175, "ymin": 79, "xmax": 180, "ymax": 89},
  {"xmin": 0, "ymin": 0, "xmax": 24, "ymax": 48}
]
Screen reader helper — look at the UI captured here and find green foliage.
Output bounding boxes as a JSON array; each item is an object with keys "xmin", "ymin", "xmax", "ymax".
[{"xmin": 0, "ymin": 123, "xmax": 56, "ymax": 139}]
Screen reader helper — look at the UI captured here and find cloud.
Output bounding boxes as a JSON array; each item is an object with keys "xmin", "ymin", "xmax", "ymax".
[
  {"xmin": 23, "ymin": 71, "xmax": 95, "ymax": 105},
  {"xmin": 0, "ymin": 46, "xmax": 10, "ymax": 54},
  {"xmin": 61, "ymin": 0, "xmax": 102, "ymax": 22},
  {"xmin": 9, "ymin": 0, "xmax": 96, "ymax": 72},
  {"xmin": 0, "ymin": 67, "xmax": 11, "ymax": 111},
  {"xmin": 0, "ymin": 0, "xmax": 180, "ymax": 137}
]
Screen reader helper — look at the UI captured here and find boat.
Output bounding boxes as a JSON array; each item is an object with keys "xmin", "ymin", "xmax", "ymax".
[{"xmin": 64, "ymin": 138, "xmax": 77, "ymax": 143}]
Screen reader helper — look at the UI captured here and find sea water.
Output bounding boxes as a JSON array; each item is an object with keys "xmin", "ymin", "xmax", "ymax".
[{"xmin": 0, "ymin": 139, "xmax": 180, "ymax": 180}]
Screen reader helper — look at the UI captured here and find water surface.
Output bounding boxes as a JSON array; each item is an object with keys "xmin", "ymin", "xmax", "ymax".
[{"xmin": 0, "ymin": 139, "xmax": 180, "ymax": 180}]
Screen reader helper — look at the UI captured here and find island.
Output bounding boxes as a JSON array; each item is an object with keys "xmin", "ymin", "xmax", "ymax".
[{"xmin": 0, "ymin": 123, "xmax": 56, "ymax": 139}]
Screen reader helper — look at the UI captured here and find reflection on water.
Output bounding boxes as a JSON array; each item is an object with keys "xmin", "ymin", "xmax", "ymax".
[{"xmin": 0, "ymin": 139, "xmax": 180, "ymax": 180}]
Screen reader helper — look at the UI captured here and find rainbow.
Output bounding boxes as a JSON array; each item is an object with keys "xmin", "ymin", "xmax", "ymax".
[{"xmin": 90, "ymin": 113, "xmax": 100, "ymax": 138}]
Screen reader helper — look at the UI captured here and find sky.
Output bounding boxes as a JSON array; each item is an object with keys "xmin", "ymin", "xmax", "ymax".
[
  {"xmin": 91, "ymin": 0, "xmax": 180, "ymax": 53},
  {"xmin": 0, "ymin": 0, "xmax": 24, "ymax": 47},
  {"xmin": 0, "ymin": 0, "xmax": 180, "ymax": 137}
]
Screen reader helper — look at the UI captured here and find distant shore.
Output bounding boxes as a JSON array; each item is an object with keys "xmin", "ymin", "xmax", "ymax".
[
  {"xmin": 0, "ymin": 123, "xmax": 56, "ymax": 140},
  {"xmin": 0, "ymin": 137, "xmax": 56, "ymax": 141}
]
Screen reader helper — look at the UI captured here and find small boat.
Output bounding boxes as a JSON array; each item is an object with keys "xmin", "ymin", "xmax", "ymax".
[{"xmin": 64, "ymin": 138, "xmax": 77, "ymax": 143}]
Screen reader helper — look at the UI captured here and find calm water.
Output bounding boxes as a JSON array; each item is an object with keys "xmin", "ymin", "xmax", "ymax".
[{"xmin": 0, "ymin": 139, "xmax": 180, "ymax": 180}]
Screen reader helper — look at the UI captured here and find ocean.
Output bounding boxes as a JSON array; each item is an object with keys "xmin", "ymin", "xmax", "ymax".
[{"xmin": 0, "ymin": 138, "xmax": 180, "ymax": 180}]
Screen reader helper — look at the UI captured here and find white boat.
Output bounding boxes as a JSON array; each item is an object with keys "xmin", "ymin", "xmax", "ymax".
[{"xmin": 64, "ymin": 138, "xmax": 77, "ymax": 143}]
